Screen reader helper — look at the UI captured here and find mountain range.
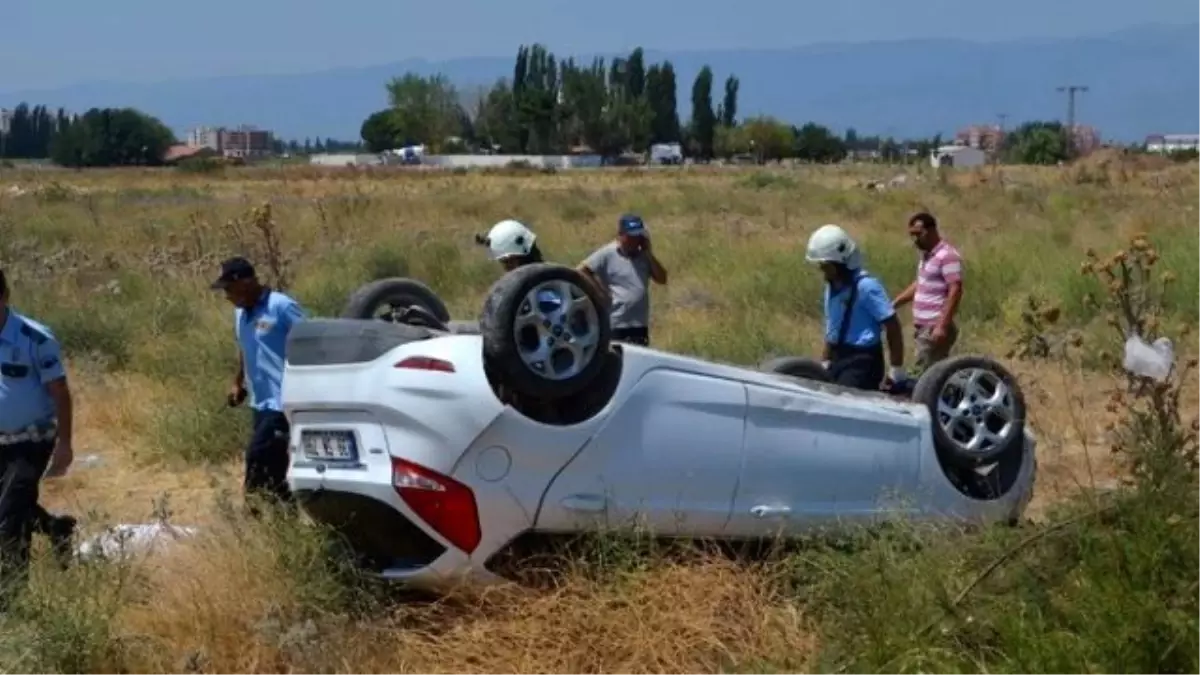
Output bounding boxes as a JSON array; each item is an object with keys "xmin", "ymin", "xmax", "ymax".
[{"xmin": 2, "ymin": 23, "xmax": 1196, "ymax": 143}]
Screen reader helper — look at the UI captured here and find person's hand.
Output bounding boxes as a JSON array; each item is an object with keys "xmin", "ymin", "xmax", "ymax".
[
  {"xmin": 881, "ymin": 366, "xmax": 909, "ymax": 392},
  {"xmin": 44, "ymin": 438, "xmax": 74, "ymax": 479},
  {"xmin": 930, "ymin": 324, "xmax": 948, "ymax": 345},
  {"xmin": 227, "ymin": 382, "xmax": 247, "ymax": 408},
  {"xmin": 640, "ymin": 234, "xmax": 652, "ymax": 252}
]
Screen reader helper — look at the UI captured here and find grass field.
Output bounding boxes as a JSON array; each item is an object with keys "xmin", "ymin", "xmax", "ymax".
[{"xmin": 0, "ymin": 157, "xmax": 1196, "ymax": 673}]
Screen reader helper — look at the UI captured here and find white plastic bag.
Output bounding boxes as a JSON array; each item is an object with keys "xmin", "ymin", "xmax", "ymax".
[
  {"xmin": 75, "ymin": 523, "xmax": 198, "ymax": 562},
  {"xmin": 1123, "ymin": 334, "xmax": 1174, "ymax": 382}
]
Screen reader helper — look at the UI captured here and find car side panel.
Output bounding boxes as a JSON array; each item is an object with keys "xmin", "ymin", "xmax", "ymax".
[
  {"xmin": 535, "ymin": 369, "xmax": 748, "ymax": 537},
  {"xmin": 726, "ymin": 382, "xmax": 925, "ymax": 537},
  {"xmin": 446, "ymin": 408, "xmax": 609, "ymax": 561}
]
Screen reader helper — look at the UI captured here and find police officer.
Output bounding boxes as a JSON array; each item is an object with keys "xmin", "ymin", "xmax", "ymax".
[
  {"xmin": 804, "ymin": 225, "xmax": 909, "ymax": 391},
  {"xmin": 211, "ymin": 257, "xmax": 307, "ymax": 514},
  {"xmin": 0, "ymin": 268, "xmax": 77, "ymax": 607}
]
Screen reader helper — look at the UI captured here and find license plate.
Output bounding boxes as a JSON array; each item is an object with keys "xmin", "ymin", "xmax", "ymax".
[{"xmin": 301, "ymin": 430, "xmax": 358, "ymax": 461}]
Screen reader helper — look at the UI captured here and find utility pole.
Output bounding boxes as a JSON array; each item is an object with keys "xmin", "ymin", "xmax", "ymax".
[{"xmin": 1056, "ymin": 85, "xmax": 1089, "ymax": 157}]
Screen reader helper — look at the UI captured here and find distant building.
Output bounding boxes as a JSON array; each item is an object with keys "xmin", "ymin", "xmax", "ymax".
[
  {"xmin": 1145, "ymin": 134, "xmax": 1199, "ymax": 153},
  {"xmin": 931, "ymin": 144, "xmax": 987, "ymax": 169},
  {"xmin": 955, "ymin": 124, "xmax": 1005, "ymax": 153},
  {"xmin": 1068, "ymin": 125, "xmax": 1101, "ymax": 155},
  {"xmin": 956, "ymin": 122, "xmax": 1101, "ymax": 157},
  {"xmin": 0, "ymin": 108, "xmax": 11, "ymax": 135},
  {"xmin": 187, "ymin": 125, "xmax": 274, "ymax": 159}
]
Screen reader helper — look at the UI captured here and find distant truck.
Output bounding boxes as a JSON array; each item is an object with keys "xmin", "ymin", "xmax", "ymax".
[
  {"xmin": 383, "ymin": 144, "xmax": 426, "ymax": 165},
  {"xmin": 649, "ymin": 142, "xmax": 683, "ymax": 165}
]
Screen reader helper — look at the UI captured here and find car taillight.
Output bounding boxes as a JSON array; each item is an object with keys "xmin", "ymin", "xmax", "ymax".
[
  {"xmin": 394, "ymin": 356, "xmax": 455, "ymax": 373},
  {"xmin": 392, "ymin": 457, "xmax": 481, "ymax": 554}
]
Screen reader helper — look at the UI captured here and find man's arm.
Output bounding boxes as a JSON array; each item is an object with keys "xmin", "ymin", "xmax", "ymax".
[
  {"xmin": 643, "ymin": 238, "xmax": 668, "ymax": 285},
  {"xmin": 864, "ymin": 280, "xmax": 905, "ymax": 371},
  {"xmin": 35, "ymin": 336, "xmax": 73, "ymax": 476},
  {"xmin": 45, "ymin": 378, "xmax": 72, "ymax": 449},
  {"xmin": 936, "ymin": 255, "xmax": 964, "ymax": 331},
  {"xmin": 892, "ymin": 280, "xmax": 918, "ymax": 308},
  {"xmin": 278, "ymin": 296, "xmax": 309, "ymax": 332},
  {"xmin": 234, "ymin": 349, "xmax": 245, "ymax": 387},
  {"xmin": 882, "ymin": 316, "xmax": 905, "ymax": 371},
  {"xmin": 577, "ymin": 247, "xmax": 612, "ymax": 305}
]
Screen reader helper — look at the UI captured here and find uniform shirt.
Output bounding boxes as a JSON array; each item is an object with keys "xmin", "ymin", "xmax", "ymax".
[
  {"xmin": 823, "ymin": 270, "xmax": 896, "ymax": 348},
  {"xmin": 912, "ymin": 239, "xmax": 964, "ymax": 327},
  {"xmin": 0, "ymin": 309, "xmax": 66, "ymax": 433},
  {"xmin": 584, "ymin": 241, "xmax": 652, "ymax": 329},
  {"xmin": 235, "ymin": 289, "xmax": 307, "ymax": 412}
]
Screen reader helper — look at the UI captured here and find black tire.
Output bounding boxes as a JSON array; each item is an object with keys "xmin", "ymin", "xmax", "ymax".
[
  {"xmin": 760, "ymin": 356, "xmax": 832, "ymax": 383},
  {"xmin": 340, "ymin": 278, "xmax": 451, "ymax": 324},
  {"xmin": 480, "ymin": 263, "xmax": 611, "ymax": 400},
  {"xmin": 912, "ymin": 355, "xmax": 1026, "ymax": 469}
]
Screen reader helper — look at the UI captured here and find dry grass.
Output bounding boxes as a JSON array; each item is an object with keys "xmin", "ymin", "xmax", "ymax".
[{"xmin": 0, "ymin": 160, "xmax": 1196, "ymax": 673}]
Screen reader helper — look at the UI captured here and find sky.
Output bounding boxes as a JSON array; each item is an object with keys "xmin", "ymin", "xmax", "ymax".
[{"xmin": 3, "ymin": 0, "xmax": 1197, "ymax": 92}]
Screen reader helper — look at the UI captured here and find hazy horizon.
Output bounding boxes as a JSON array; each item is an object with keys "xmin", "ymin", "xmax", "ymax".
[{"xmin": 4, "ymin": 0, "xmax": 1196, "ymax": 91}]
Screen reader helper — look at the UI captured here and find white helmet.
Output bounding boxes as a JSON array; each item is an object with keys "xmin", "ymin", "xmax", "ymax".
[
  {"xmin": 483, "ymin": 219, "xmax": 536, "ymax": 260},
  {"xmin": 805, "ymin": 223, "xmax": 861, "ymax": 269}
]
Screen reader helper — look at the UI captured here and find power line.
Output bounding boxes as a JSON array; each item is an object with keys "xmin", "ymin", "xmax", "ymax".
[
  {"xmin": 1056, "ymin": 85, "xmax": 1088, "ymax": 129},
  {"xmin": 1056, "ymin": 85, "xmax": 1089, "ymax": 156}
]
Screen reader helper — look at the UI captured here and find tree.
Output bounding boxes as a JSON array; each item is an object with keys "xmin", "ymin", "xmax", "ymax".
[
  {"xmin": 360, "ymin": 109, "xmax": 400, "ymax": 152},
  {"xmin": 742, "ymin": 116, "xmax": 793, "ymax": 162},
  {"xmin": 689, "ymin": 66, "xmax": 717, "ymax": 160},
  {"xmin": 50, "ymin": 107, "xmax": 175, "ymax": 167},
  {"xmin": 559, "ymin": 57, "xmax": 610, "ymax": 152},
  {"xmin": 365, "ymin": 45, "xmax": 734, "ymax": 159},
  {"xmin": 793, "ymin": 122, "xmax": 847, "ymax": 163},
  {"xmin": 644, "ymin": 62, "xmax": 681, "ymax": 144},
  {"xmin": 714, "ymin": 124, "xmax": 748, "ymax": 159},
  {"xmin": 473, "ymin": 80, "xmax": 519, "ymax": 152},
  {"xmin": 624, "ymin": 48, "xmax": 646, "ymax": 101},
  {"xmin": 511, "ymin": 44, "xmax": 560, "ymax": 153},
  {"xmin": 1004, "ymin": 121, "xmax": 1069, "ymax": 165},
  {"xmin": 719, "ymin": 75, "xmax": 740, "ymax": 127},
  {"xmin": 0, "ymin": 102, "xmax": 72, "ymax": 159},
  {"xmin": 384, "ymin": 72, "xmax": 465, "ymax": 151}
]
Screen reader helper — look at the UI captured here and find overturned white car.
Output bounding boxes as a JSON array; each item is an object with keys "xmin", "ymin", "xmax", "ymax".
[{"xmin": 281, "ymin": 264, "xmax": 1036, "ymax": 589}]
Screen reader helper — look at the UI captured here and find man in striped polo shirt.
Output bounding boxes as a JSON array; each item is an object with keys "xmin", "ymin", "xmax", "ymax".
[{"xmin": 892, "ymin": 212, "xmax": 964, "ymax": 370}]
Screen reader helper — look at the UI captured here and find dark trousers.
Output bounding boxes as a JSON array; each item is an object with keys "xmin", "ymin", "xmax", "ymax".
[
  {"xmin": 612, "ymin": 325, "xmax": 650, "ymax": 346},
  {"xmin": 0, "ymin": 440, "xmax": 51, "ymax": 604},
  {"xmin": 245, "ymin": 410, "xmax": 293, "ymax": 513},
  {"xmin": 828, "ymin": 343, "xmax": 886, "ymax": 391}
]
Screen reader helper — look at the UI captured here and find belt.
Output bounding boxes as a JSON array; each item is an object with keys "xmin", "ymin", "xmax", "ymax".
[{"xmin": 0, "ymin": 422, "xmax": 57, "ymax": 447}]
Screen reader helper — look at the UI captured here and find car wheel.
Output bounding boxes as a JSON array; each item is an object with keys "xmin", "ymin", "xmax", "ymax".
[
  {"xmin": 759, "ymin": 356, "xmax": 832, "ymax": 383},
  {"xmin": 912, "ymin": 355, "xmax": 1027, "ymax": 468},
  {"xmin": 341, "ymin": 278, "xmax": 452, "ymax": 325},
  {"xmin": 480, "ymin": 263, "xmax": 610, "ymax": 400}
]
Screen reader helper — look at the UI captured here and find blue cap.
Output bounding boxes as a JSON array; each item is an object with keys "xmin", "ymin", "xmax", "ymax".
[{"xmin": 618, "ymin": 213, "xmax": 646, "ymax": 235}]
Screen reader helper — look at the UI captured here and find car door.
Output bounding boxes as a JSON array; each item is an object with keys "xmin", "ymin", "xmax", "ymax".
[
  {"xmin": 726, "ymin": 381, "xmax": 924, "ymax": 538},
  {"xmin": 535, "ymin": 369, "xmax": 748, "ymax": 537}
]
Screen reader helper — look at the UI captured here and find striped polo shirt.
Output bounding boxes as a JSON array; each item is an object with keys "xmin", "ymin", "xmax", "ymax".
[{"xmin": 913, "ymin": 239, "xmax": 963, "ymax": 327}]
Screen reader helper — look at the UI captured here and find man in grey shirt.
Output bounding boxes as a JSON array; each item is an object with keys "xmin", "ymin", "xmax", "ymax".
[{"xmin": 578, "ymin": 213, "xmax": 668, "ymax": 346}]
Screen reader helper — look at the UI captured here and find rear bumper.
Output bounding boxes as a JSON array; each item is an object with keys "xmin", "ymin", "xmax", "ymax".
[
  {"xmin": 292, "ymin": 475, "xmax": 503, "ymax": 588},
  {"xmin": 285, "ymin": 412, "xmax": 497, "ymax": 587}
]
